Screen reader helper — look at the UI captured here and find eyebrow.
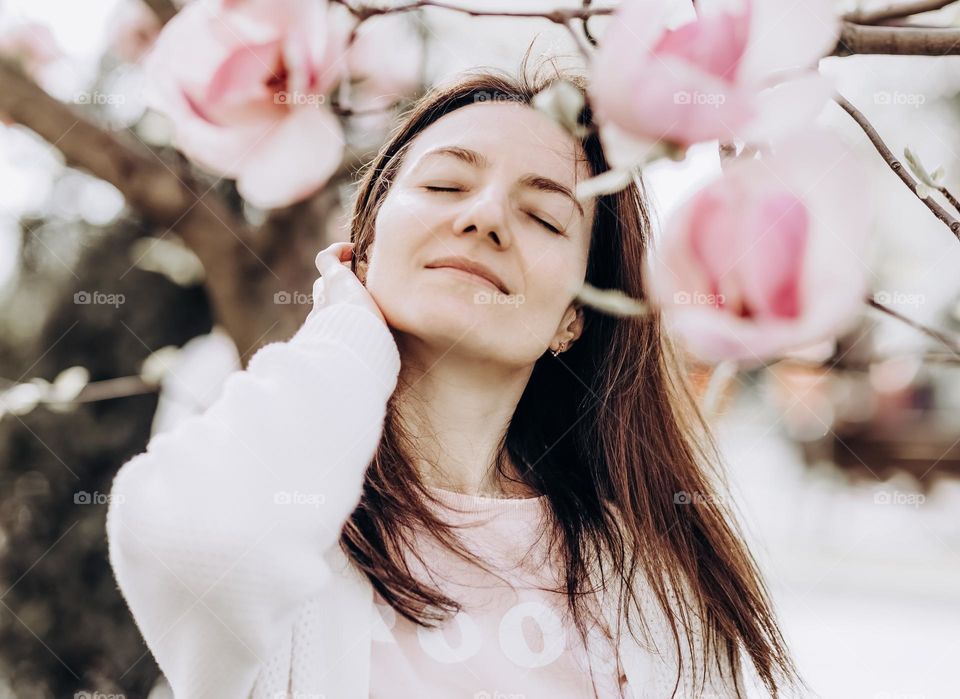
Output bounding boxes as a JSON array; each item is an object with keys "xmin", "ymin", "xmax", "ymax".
[{"xmin": 417, "ymin": 145, "xmax": 585, "ymax": 218}]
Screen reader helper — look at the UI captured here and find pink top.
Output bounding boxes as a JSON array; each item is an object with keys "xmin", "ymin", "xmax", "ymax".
[{"xmin": 369, "ymin": 486, "xmax": 631, "ymax": 699}]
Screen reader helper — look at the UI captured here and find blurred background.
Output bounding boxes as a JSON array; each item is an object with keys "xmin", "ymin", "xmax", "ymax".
[{"xmin": 0, "ymin": 0, "xmax": 958, "ymax": 697}]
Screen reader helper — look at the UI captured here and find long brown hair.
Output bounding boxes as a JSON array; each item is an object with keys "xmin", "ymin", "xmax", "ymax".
[{"xmin": 340, "ymin": 56, "xmax": 804, "ymax": 699}]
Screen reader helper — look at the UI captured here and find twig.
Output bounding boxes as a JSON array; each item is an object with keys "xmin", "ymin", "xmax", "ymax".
[
  {"xmin": 582, "ymin": 0, "xmax": 598, "ymax": 47},
  {"xmin": 831, "ymin": 21, "xmax": 960, "ymax": 55},
  {"xmin": 0, "ymin": 376, "xmax": 158, "ymax": 419},
  {"xmin": 72, "ymin": 376, "xmax": 158, "ymax": 402},
  {"xmin": 919, "ymin": 350, "xmax": 960, "ymax": 364},
  {"xmin": 562, "ymin": 19, "xmax": 593, "ymax": 59},
  {"xmin": 844, "ymin": 0, "xmax": 958, "ymax": 25},
  {"xmin": 868, "ymin": 297, "xmax": 960, "ymax": 356},
  {"xmin": 329, "ymin": 0, "xmax": 614, "ymax": 24},
  {"xmin": 834, "ymin": 93, "xmax": 960, "ymax": 240},
  {"xmin": 937, "ymin": 184, "xmax": 960, "ymax": 215}
]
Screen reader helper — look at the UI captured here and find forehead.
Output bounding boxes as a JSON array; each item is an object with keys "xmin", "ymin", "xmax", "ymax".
[{"xmin": 399, "ymin": 102, "xmax": 592, "ymax": 186}]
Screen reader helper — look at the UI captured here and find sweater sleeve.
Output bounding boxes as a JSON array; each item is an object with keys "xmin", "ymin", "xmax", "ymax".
[{"xmin": 105, "ymin": 303, "xmax": 400, "ymax": 699}]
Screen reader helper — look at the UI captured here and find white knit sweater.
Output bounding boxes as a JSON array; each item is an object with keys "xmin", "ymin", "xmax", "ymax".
[{"xmin": 105, "ymin": 303, "xmax": 743, "ymax": 698}]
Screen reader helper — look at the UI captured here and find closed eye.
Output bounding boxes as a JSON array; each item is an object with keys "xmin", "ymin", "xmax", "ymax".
[
  {"xmin": 528, "ymin": 213, "xmax": 562, "ymax": 234},
  {"xmin": 424, "ymin": 186, "xmax": 562, "ymax": 234}
]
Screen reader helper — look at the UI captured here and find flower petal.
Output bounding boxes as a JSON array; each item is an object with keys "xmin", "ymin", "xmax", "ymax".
[
  {"xmin": 652, "ymin": 9, "xmax": 750, "ymax": 82},
  {"xmin": 204, "ymin": 40, "xmax": 281, "ymax": 110},
  {"xmin": 736, "ymin": 0, "xmax": 841, "ymax": 84},
  {"xmin": 740, "ymin": 191, "xmax": 809, "ymax": 319},
  {"xmin": 740, "ymin": 72, "xmax": 835, "ymax": 143},
  {"xmin": 237, "ymin": 106, "xmax": 344, "ymax": 209}
]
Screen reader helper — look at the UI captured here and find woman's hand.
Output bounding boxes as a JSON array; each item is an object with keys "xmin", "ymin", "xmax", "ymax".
[{"xmin": 308, "ymin": 242, "xmax": 386, "ymax": 325}]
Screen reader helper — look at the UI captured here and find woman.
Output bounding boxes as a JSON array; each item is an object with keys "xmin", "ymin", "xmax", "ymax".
[{"xmin": 107, "ymin": 64, "xmax": 804, "ymax": 699}]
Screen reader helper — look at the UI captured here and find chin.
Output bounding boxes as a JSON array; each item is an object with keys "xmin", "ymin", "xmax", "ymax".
[{"xmin": 389, "ymin": 299, "xmax": 500, "ymax": 343}]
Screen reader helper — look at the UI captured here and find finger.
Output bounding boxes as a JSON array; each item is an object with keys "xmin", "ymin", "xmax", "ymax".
[
  {"xmin": 315, "ymin": 242, "xmax": 353, "ymax": 274},
  {"xmin": 315, "ymin": 244, "xmax": 349, "ymax": 272},
  {"xmin": 315, "ymin": 258, "xmax": 356, "ymax": 301}
]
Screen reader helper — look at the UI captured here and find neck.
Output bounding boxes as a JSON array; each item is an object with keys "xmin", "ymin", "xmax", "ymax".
[{"xmin": 393, "ymin": 332, "xmax": 538, "ymax": 498}]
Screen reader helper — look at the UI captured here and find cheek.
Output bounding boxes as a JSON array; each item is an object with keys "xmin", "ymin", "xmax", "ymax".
[
  {"xmin": 363, "ymin": 195, "xmax": 439, "ymax": 320},
  {"xmin": 368, "ymin": 192, "xmax": 437, "ymax": 262},
  {"xmin": 509, "ymin": 253, "xmax": 585, "ymax": 337},
  {"xmin": 523, "ymin": 244, "xmax": 587, "ymax": 304},
  {"xmin": 378, "ymin": 189, "xmax": 442, "ymax": 237},
  {"xmin": 366, "ymin": 199, "xmax": 416, "ymax": 278}
]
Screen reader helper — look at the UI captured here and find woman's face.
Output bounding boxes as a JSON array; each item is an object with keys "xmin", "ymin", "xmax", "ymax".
[{"xmin": 360, "ymin": 101, "xmax": 596, "ymax": 367}]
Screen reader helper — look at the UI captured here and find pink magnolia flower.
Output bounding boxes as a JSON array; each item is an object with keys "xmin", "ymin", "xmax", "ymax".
[
  {"xmin": 142, "ymin": 0, "xmax": 352, "ymax": 209},
  {"xmin": 648, "ymin": 132, "xmax": 874, "ymax": 363},
  {"xmin": 106, "ymin": 0, "xmax": 161, "ymax": 65},
  {"xmin": 589, "ymin": 0, "xmax": 840, "ymax": 155}
]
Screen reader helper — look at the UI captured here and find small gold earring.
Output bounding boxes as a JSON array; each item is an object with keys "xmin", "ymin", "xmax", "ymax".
[{"xmin": 550, "ymin": 341, "xmax": 567, "ymax": 357}]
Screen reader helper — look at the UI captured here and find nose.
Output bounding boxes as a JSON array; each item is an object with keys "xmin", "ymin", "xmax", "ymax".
[{"xmin": 451, "ymin": 185, "xmax": 513, "ymax": 249}]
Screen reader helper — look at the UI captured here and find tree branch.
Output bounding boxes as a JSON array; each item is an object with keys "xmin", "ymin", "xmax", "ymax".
[
  {"xmin": 141, "ymin": 0, "xmax": 178, "ymax": 26},
  {"xmin": 329, "ymin": 0, "xmax": 613, "ymax": 23},
  {"xmin": 831, "ymin": 21, "xmax": 960, "ymax": 55},
  {"xmin": 0, "ymin": 59, "xmax": 286, "ymax": 362},
  {"xmin": 834, "ymin": 93, "xmax": 960, "ymax": 241},
  {"xmin": 328, "ymin": 0, "xmax": 960, "ymax": 58},
  {"xmin": 844, "ymin": 0, "xmax": 958, "ymax": 25}
]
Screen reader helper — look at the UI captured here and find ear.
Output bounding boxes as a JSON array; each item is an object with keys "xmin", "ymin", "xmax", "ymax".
[{"xmin": 553, "ymin": 303, "xmax": 585, "ymax": 348}]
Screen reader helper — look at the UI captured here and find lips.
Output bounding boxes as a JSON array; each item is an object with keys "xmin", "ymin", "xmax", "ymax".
[{"xmin": 425, "ymin": 256, "xmax": 510, "ymax": 294}]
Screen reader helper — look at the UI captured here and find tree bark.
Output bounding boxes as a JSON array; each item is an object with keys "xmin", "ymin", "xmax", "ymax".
[
  {"xmin": 142, "ymin": 0, "xmax": 178, "ymax": 26},
  {"xmin": 832, "ymin": 21, "xmax": 960, "ymax": 55}
]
